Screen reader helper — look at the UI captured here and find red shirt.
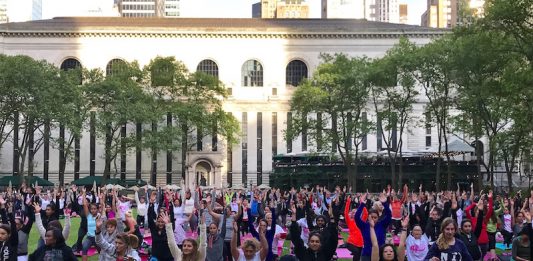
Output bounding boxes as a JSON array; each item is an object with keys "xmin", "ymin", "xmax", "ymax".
[
  {"xmin": 466, "ymin": 196, "xmax": 493, "ymax": 244},
  {"xmin": 345, "ymin": 197, "xmax": 368, "ymax": 247}
]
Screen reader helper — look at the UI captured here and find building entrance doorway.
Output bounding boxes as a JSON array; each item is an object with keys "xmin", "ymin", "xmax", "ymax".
[{"xmin": 194, "ymin": 161, "xmax": 212, "ymax": 186}]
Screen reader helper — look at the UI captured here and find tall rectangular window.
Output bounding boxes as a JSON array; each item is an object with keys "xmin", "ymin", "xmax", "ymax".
[
  {"xmin": 316, "ymin": 113, "xmax": 322, "ymax": 151},
  {"xmin": 425, "ymin": 110, "xmax": 432, "ymax": 135},
  {"xmin": 212, "ymin": 125, "xmax": 218, "ymax": 151},
  {"xmin": 197, "ymin": 128, "xmax": 203, "ymax": 151},
  {"xmin": 242, "ymin": 112, "xmax": 248, "ymax": 186},
  {"xmin": 257, "ymin": 112, "xmax": 263, "ymax": 185},
  {"xmin": 90, "ymin": 111, "xmax": 96, "ymax": 176},
  {"xmin": 302, "ymin": 115, "xmax": 307, "ymax": 151},
  {"xmin": 287, "ymin": 112, "xmax": 292, "ymax": 153},
  {"xmin": 272, "ymin": 112, "xmax": 278, "ymax": 157},
  {"xmin": 227, "ymin": 113, "xmax": 233, "ymax": 187},
  {"xmin": 425, "ymin": 110, "xmax": 432, "ymax": 147},
  {"xmin": 361, "ymin": 112, "xmax": 368, "ymax": 151}
]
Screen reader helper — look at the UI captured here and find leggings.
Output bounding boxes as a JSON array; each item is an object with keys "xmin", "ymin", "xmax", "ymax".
[
  {"xmin": 501, "ymin": 229, "xmax": 513, "ymax": 247},
  {"xmin": 223, "ymin": 241, "xmax": 232, "ymax": 261},
  {"xmin": 346, "ymin": 243, "xmax": 362, "ymax": 261},
  {"xmin": 136, "ymin": 215, "xmax": 145, "ymax": 228},
  {"xmin": 487, "ymin": 232, "xmax": 496, "ymax": 251}
]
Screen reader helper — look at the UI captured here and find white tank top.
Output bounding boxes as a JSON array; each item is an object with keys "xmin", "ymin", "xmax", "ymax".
[{"xmin": 237, "ymin": 250, "xmax": 261, "ymax": 261}]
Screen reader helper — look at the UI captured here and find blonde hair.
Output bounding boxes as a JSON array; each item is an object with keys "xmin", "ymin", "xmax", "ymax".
[
  {"xmin": 242, "ymin": 238, "xmax": 260, "ymax": 252},
  {"xmin": 436, "ymin": 217, "xmax": 457, "ymax": 250}
]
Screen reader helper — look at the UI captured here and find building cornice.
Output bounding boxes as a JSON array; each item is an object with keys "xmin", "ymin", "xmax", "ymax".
[{"xmin": 0, "ymin": 31, "xmax": 446, "ymax": 39}]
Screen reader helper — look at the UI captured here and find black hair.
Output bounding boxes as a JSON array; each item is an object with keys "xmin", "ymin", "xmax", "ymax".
[
  {"xmin": 379, "ymin": 244, "xmax": 398, "ymax": 261},
  {"xmin": 46, "ymin": 228, "xmax": 65, "ymax": 246},
  {"xmin": 309, "ymin": 232, "xmax": 322, "ymax": 243},
  {"xmin": 519, "ymin": 226, "xmax": 529, "ymax": 237}
]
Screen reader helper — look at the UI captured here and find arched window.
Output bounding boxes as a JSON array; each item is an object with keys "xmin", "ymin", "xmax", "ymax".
[
  {"xmin": 60, "ymin": 58, "xmax": 82, "ymax": 84},
  {"xmin": 60, "ymin": 58, "xmax": 82, "ymax": 71},
  {"xmin": 241, "ymin": 60, "xmax": 263, "ymax": 87},
  {"xmin": 286, "ymin": 60, "xmax": 308, "ymax": 87},
  {"xmin": 106, "ymin": 59, "xmax": 127, "ymax": 76},
  {"xmin": 196, "ymin": 59, "xmax": 219, "ymax": 78}
]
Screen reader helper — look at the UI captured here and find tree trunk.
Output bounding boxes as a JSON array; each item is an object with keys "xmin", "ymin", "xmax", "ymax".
[
  {"xmin": 13, "ymin": 111, "xmax": 19, "ymax": 176},
  {"xmin": 347, "ymin": 165, "xmax": 357, "ymax": 191},
  {"xmin": 443, "ymin": 131, "xmax": 452, "ymax": 190},
  {"xmin": 475, "ymin": 138, "xmax": 483, "ymax": 190},
  {"xmin": 389, "ymin": 153, "xmax": 396, "ymax": 189},
  {"xmin": 398, "ymin": 152, "xmax": 403, "ymax": 189}
]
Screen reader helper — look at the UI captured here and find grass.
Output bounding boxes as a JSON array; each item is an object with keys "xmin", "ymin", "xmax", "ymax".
[{"xmin": 26, "ymin": 212, "xmax": 353, "ymax": 261}]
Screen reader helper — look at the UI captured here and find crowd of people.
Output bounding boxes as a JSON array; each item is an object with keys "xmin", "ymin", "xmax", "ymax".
[{"xmin": 0, "ymin": 181, "xmax": 532, "ymax": 261}]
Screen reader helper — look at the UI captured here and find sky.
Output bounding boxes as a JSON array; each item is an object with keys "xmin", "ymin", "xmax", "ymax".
[{"xmin": 37, "ymin": 0, "xmax": 426, "ymax": 26}]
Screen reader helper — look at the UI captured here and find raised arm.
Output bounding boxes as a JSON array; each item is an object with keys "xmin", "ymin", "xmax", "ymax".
[
  {"xmin": 258, "ymin": 221, "xmax": 269, "ymax": 261},
  {"xmin": 370, "ymin": 217, "xmax": 379, "ymax": 261},
  {"xmin": 230, "ymin": 221, "xmax": 241, "ymax": 261},
  {"xmin": 32, "ymin": 202, "xmax": 46, "ymax": 239},
  {"xmin": 161, "ymin": 211, "xmax": 181, "ymax": 260},
  {"xmin": 82, "ymin": 187, "xmax": 89, "ymax": 216},
  {"xmin": 289, "ymin": 205, "xmax": 305, "ymax": 259},
  {"xmin": 197, "ymin": 215, "xmax": 207, "ymax": 261},
  {"xmin": 95, "ymin": 215, "xmax": 116, "ymax": 255},
  {"xmin": 397, "ymin": 216, "xmax": 409, "ymax": 261}
]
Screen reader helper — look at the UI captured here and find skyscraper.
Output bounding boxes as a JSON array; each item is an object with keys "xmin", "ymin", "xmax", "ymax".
[
  {"xmin": 261, "ymin": 0, "xmax": 308, "ymax": 18},
  {"xmin": 321, "ymin": 0, "xmax": 398, "ymax": 23},
  {"xmin": 0, "ymin": 0, "xmax": 7, "ymax": 23},
  {"xmin": 399, "ymin": 3, "xmax": 407, "ymax": 24},
  {"xmin": 118, "ymin": 0, "xmax": 180, "ymax": 18},
  {"xmin": 421, "ymin": 0, "xmax": 458, "ymax": 28},
  {"xmin": 375, "ymin": 0, "xmax": 399, "ymax": 23},
  {"xmin": 32, "ymin": 0, "xmax": 42, "ymax": 20}
]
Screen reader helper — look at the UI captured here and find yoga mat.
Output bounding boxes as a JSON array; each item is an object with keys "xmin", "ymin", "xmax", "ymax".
[
  {"xmin": 336, "ymin": 248, "xmax": 353, "ymax": 259},
  {"xmin": 74, "ymin": 248, "xmax": 98, "ymax": 257}
]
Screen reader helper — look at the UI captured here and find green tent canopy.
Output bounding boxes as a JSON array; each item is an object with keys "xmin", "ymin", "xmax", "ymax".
[
  {"xmin": 122, "ymin": 179, "xmax": 147, "ymax": 187},
  {"xmin": 0, "ymin": 176, "xmax": 54, "ymax": 187},
  {"xmin": 70, "ymin": 176, "xmax": 122, "ymax": 186}
]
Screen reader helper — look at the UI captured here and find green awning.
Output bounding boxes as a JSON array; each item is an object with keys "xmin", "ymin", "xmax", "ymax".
[{"xmin": 0, "ymin": 176, "xmax": 54, "ymax": 187}]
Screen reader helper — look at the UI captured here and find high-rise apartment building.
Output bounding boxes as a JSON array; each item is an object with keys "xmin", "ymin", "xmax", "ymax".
[
  {"xmin": 421, "ymin": 0, "xmax": 484, "ymax": 28},
  {"xmin": 376, "ymin": 0, "xmax": 399, "ymax": 23},
  {"xmin": 261, "ymin": 0, "xmax": 277, "ymax": 18},
  {"xmin": 321, "ymin": 0, "xmax": 398, "ymax": 23},
  {"xmin": 399, "ymin": 3, "xmax": 407, "ymax": 24},
  {"xmin": 276, "ymin": 0, "xmax": 309, "ymax": 18},
  {"xmin": 32, "ymin": 0, "xmax": 42, "ymax": 20},
  {"xmin": 261, "ymin": 0, "xmax": 308, "ymax": 18},
  {"xmin": 421, "ymin": 0, "xmax": 456, "ymax": 28},
  {"xmin": 0, "ymin": 0, "xmax": 42, "ymax": 23},
  {"xmin": 0, "ymin": 0, "xmax": 7, "ymax": 23},
  {"xmin": 118, "ymin": 0, "xmax": 180, "ymax": 18}
]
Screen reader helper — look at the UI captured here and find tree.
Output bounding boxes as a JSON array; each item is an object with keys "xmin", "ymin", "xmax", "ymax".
[
  {"xmin": 451, "ymin": 24, "xmax": 530, "ymax": 190},
  {"xmin": 144, "ymin": 56, "xmax": 239, "ymax": 186},
  {"xmin": 286, "ymin": 53, "xmax": 372, "ymax": 189},
  {"xmin": 0, "ymin": 55, "xmax": 82, "ymax": 177},
  {"xmin": 410, "ymin": 37, "xmax": 458, "ymax": 191},
  {"xmin": 484, "ymin": 0, "xmax": 533, "ymax": 64},
  {"xmin": 86, "ymin": 61, "xmax": 155, "ymax": 181},
  {"xmin": 369, "ymin": 38, "xmax": 418, "ymax": 189},
  {"xmin": 55, "ymin": 67, "xmax": 91, "ymax": 185}
]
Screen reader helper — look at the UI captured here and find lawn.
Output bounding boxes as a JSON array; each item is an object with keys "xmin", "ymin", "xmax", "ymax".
[{"xmin": 27, "ymin": 213, "xmax": 354, "ymax": 261}]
